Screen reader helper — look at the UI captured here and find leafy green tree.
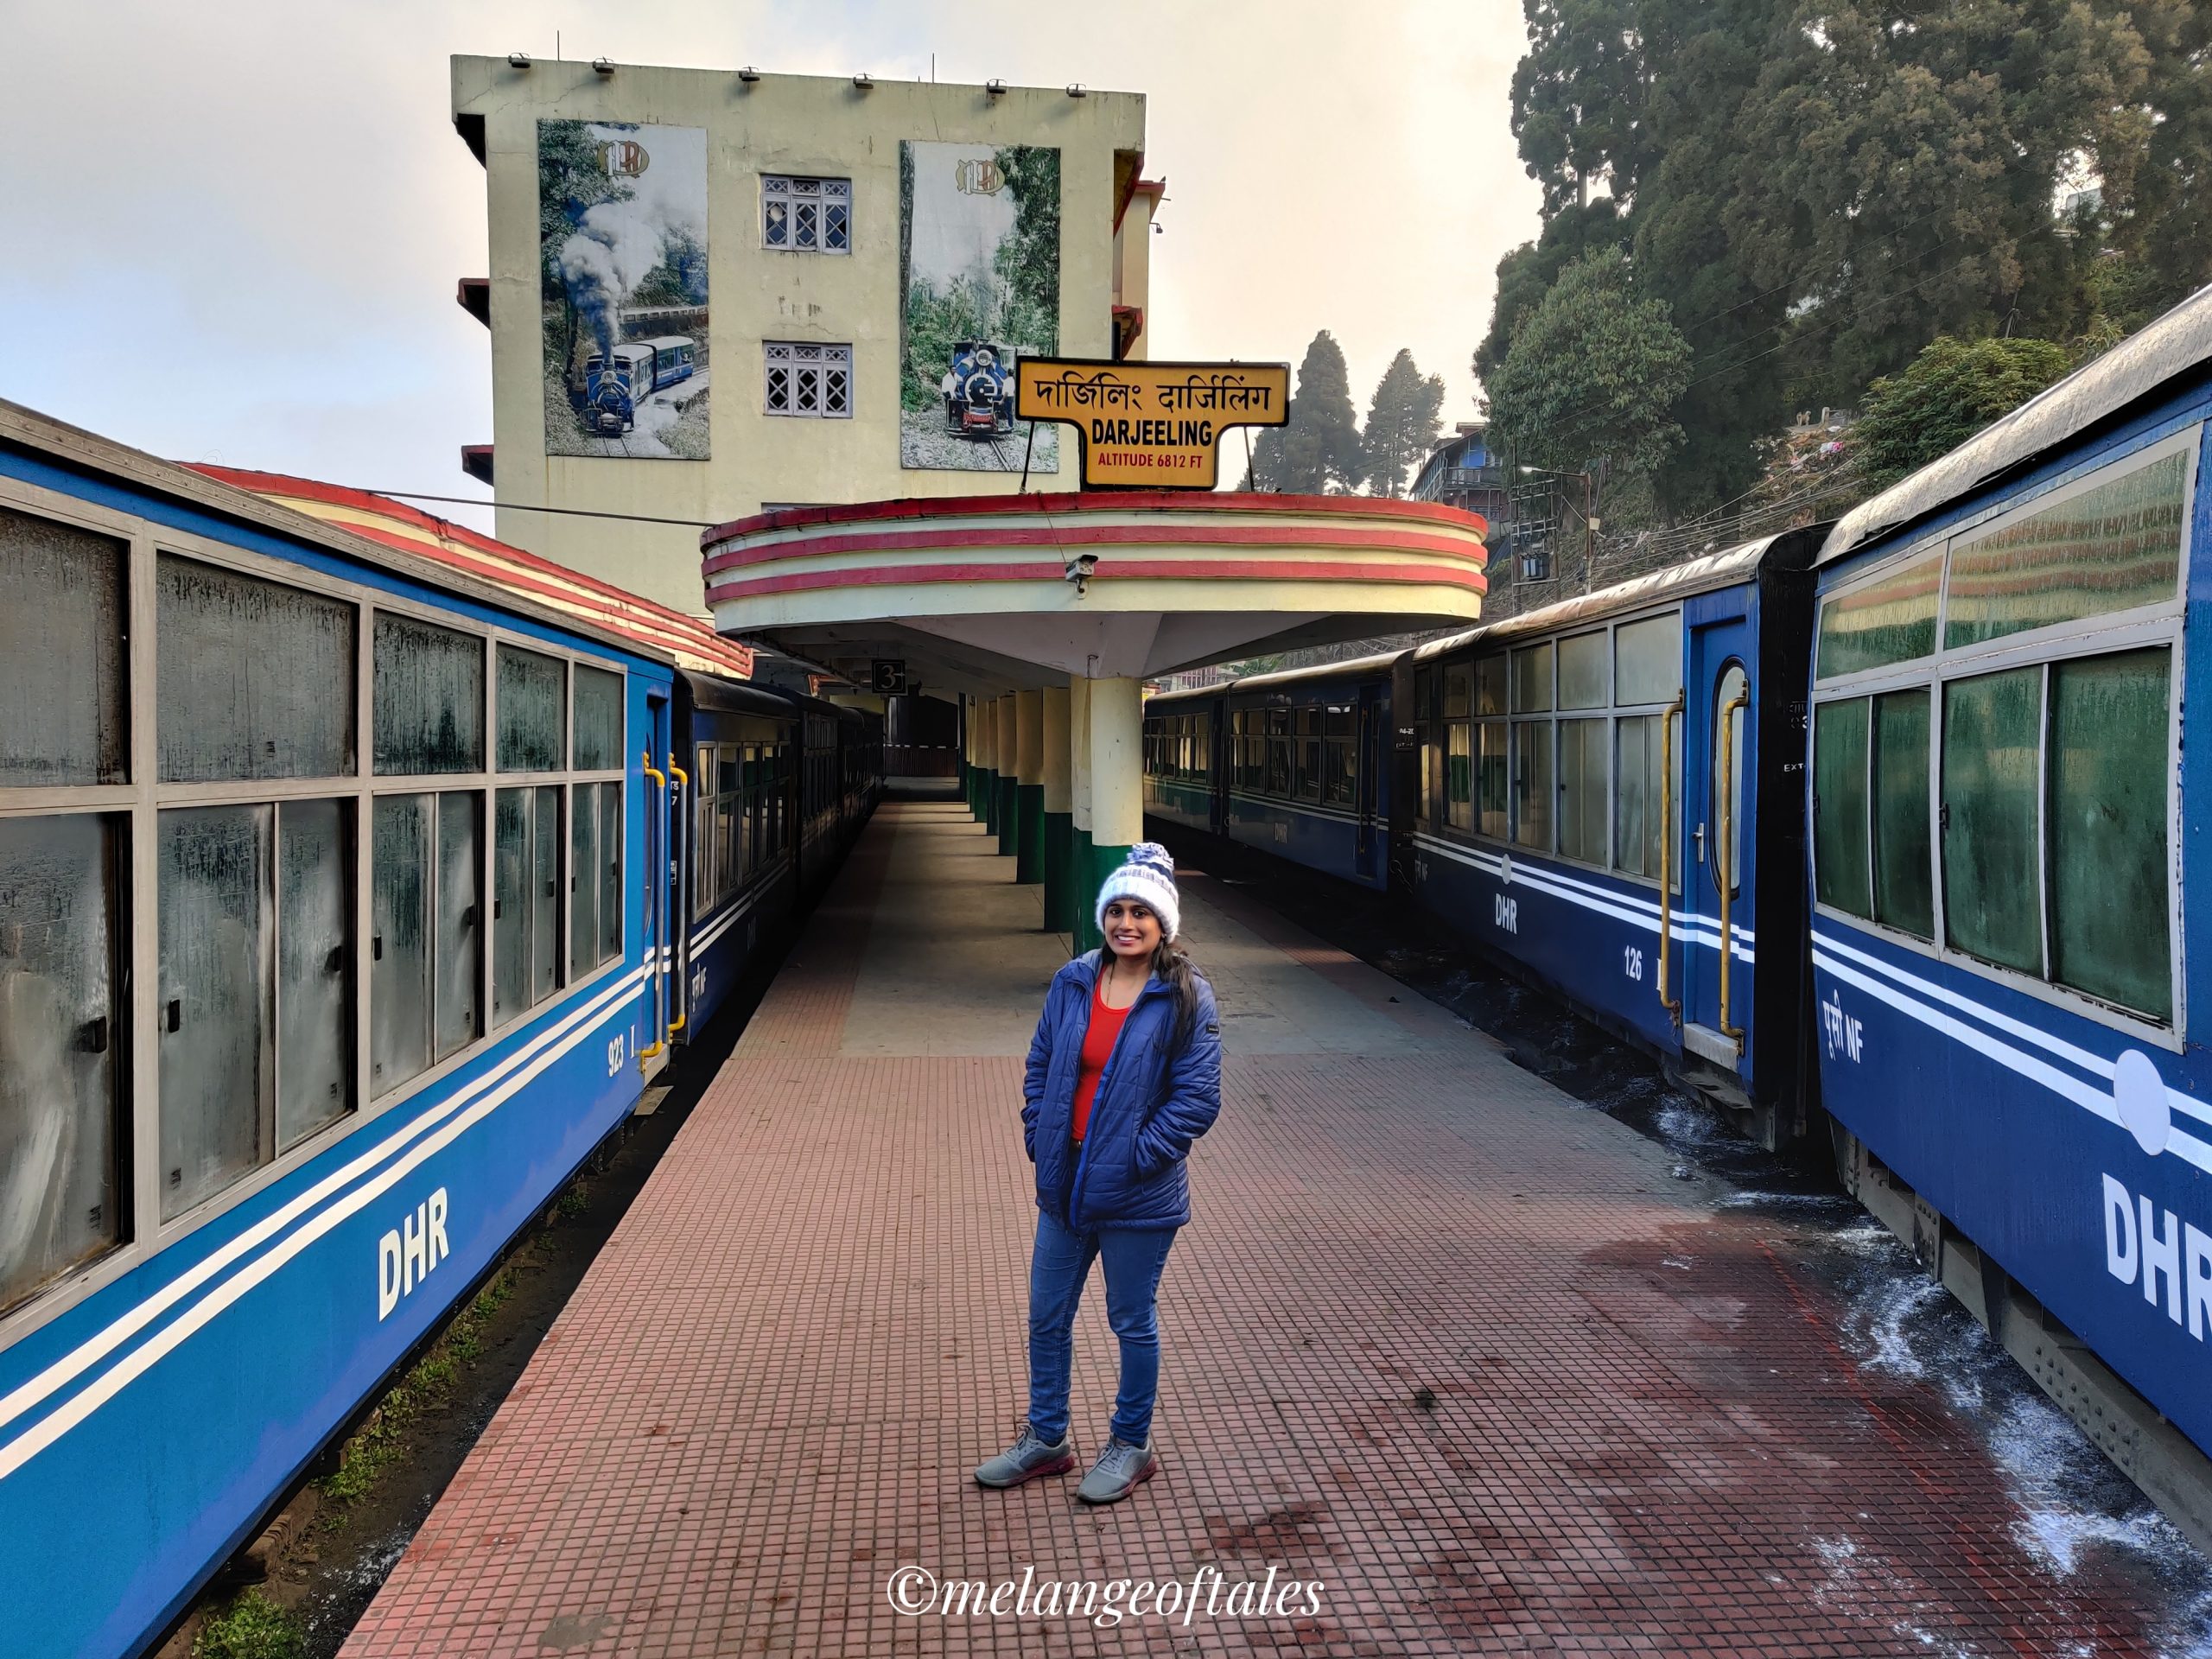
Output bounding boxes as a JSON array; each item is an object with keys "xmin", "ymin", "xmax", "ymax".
[
  {"xmin": 1853, "ymin": 335, "xmax": 2073, "ymax": 489},
  {"xmin": 1481, "ymin": 0, "xmax": 2191, "ymax": 518},
  {"xmin": 1277, "ymin": 331, "xmax": 1363, "ymax": 494},
  {"xmin": 1246, "ymin": 426, "xmax": 1286, "ymax": 490},
  {"xmin": 1362, "ymin": 350, "xmax": 1447, "ymax": 497},
  {"xmin": 1486, "ymin": 249, "xmax": 1693, "ymax": 486},
  {"xmin": 994, "ymin": 146, "xmax": 1062, "ymax": 356}
]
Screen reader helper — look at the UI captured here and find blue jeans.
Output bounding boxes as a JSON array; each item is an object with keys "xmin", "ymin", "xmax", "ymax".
[{"xmin": 1027, "ymin": 1208, "xmax": 1179, "ymax": 1446}]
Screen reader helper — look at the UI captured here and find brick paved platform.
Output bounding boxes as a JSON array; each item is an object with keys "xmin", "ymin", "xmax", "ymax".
[{"xmin": 343, "ymin": 800, "xmax": 2177, "ymax": 1656}]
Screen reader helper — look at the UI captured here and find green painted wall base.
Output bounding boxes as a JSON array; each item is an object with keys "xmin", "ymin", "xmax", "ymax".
[
  {"xmin": 996, "ymin": 776, "xmax": 1019, "ymax": 856},
  {"xmin": 1015, "ymin": 784, "xmax": 1046, "ymax": 883},
  {"xmin": 983, "ymin": 769, "xmax": 1000, "ymax": 836},
  {"xmin": 1076, "ymin": 836, "xmax": 1132, "ymax": 956},
  {"xmin": 1042, "ymin": 811, "xmax": 1075, "ymax": 932},
  {"xmin": 1071, "ymin": 828, "xmax": 1096, "ymax": 954}
]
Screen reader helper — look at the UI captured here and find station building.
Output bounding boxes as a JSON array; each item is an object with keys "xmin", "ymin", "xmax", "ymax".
[{"xmin": 451, "ymin": 54, "xmax": 1155, "ymax": 614}]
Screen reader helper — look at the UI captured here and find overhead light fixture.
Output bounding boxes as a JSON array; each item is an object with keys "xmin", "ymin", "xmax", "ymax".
[
  {"xmin": 737, "ymin": 65, "xmax": 761, "ymax": 83},
  {"xmin": 1065, "ymin": 83, "xmax": 1087, "ymax": 98},
  {"xmin": 507, "ymin": 51, "xmax": 531, "ymax": 68},
  {"xmin": 853, "ymin": 72, "xmax": 874, "ymax": 90},
  {"xmin": 986, "ymin": 79, "xmax": 1007, "ymax": 96},
  {"xmin": 592, "ymin": 57, "xmax": 614, "ymax": 75}
]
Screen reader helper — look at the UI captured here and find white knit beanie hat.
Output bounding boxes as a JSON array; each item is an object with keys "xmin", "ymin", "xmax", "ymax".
[{"xmin": 1095, "ymin": 842, "xmax": 1181, "ymax": 943}]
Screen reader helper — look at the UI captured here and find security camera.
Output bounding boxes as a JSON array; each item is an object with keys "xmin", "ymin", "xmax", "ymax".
[{"xmin": 1065, "ymin": 552, "xmax": 1098, "ymax": 591}]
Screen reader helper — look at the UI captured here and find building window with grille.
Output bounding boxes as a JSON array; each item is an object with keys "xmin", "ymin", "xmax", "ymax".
[
  {"xmin": 764, "ymin": 342, "xmax": 854, "ymax": 419},
  {"xmin": 762, "ymin": 175, "xmax": 851, "ymax": 252}
]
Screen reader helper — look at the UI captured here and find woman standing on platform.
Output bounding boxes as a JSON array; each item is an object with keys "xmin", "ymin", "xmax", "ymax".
[{"xmin": 975, "ymin": 843, "xmax": 1223, "ymax": 1504}]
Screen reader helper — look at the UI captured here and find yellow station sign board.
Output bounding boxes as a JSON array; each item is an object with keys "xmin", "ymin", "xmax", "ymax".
[{"xmin": 1014, "ymin": 359, "xmax": 1292, "ymax": 490}]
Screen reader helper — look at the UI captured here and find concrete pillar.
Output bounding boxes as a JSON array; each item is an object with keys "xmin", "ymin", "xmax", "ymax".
[
  {"xmin": 1080, "ymin": 677, "xmax": 1143, "ymax": 955},
  {"xmin": 981, "ymin": 696, "xmax": 1000, "ymax": 835},
  {"xmin": 1014, "ymin": 690, "xmax": 1045, "ymax": 885},
  {"xmin": 960, "ymin": 695, "xmax": 975, "ymax": 816},
  {"xmin": 995, "ymin": 694, "xmax": 1020, "ymax": 858},
  {"xmin": 1041, "ymin": 685, "xmax": 1073, "ymax": 935},
  {"xmin": 1069, "ymin": 676, "xmax": 1094, "ymax": 954}
]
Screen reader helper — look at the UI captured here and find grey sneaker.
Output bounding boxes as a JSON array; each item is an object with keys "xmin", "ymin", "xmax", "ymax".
[
  {"xmin": 974, "ymin": 1425, "xmax": 1076, "ymax": 1489},
  {"xmin": 1077, "ymin": 1436, "xmax": 1157, "ymax": 1503}
]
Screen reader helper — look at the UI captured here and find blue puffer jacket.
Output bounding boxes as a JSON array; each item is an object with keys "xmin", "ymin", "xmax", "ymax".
[{"xmin": 1023, "ymin": 950, "xmax": 1223, "ymax": 1230}]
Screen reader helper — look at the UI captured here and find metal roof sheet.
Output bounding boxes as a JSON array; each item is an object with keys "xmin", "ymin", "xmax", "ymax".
[
  {"xmin": 1819, "ymin": 281, "xmax": 2212, "ymax": 567},
  {"xmin": 1409, "ymin": 536, "xmax": 1783, "ymax": 662}
]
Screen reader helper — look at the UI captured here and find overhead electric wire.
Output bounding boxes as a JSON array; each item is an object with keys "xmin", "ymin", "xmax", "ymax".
[{"xmin": 353, "ymin": 490, "xmax": 719, "ymax": 528}]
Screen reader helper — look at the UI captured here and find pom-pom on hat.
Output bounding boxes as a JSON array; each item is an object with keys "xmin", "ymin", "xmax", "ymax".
[{"xmin": 1095, "ymin": 842, "xmax": 1180, "ymax": 944}]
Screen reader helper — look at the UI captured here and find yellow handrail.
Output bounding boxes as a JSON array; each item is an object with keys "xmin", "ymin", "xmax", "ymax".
[
  {"xmin": 1718, "ymin": 686, "xmax": 1750, "ymax": 1051},
  {"xmin": 639, "ymin": 749, "xmax": 669, "ymax": 1060},
  {"xmin": 1657, "ymin": 693, "xmax": 1683, "ymax": 1024}
]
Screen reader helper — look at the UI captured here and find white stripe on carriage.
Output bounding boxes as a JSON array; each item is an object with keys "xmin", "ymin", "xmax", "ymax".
[
  {"xmin": 1813, "ymin": 928, "xmax": 2211, "ymax": 1130},
  {"xmin": 1415, "ymin": 833, "xmax": 1755, "ymax": 943},
  {"xmin": 0, "ymin": 964, "xmax": 650, "ymax": 1456},
  {"xmin": 1813, "ymin": 949, "xmax": 2212, "ymax": 1175},
  {"xmin": 0, "ymin": 974, "xmax": 645, "ymax": 1483},
  {"xmin": 1413, "ymin": 835, "xmax": 1754, "ymax": 963},
  {"xmin": 692, "ymin": 883, "xmax": 772, "ymax": 954}
]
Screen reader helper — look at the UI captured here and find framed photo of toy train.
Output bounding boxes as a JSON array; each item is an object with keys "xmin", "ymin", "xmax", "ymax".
[{"xmin": 1014, "ymin": 359, "xmax": 1291, "ymax": 490}]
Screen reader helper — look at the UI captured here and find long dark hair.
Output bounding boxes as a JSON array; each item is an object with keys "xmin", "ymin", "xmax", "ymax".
[{"xmin": 1149, "ymin": 938, "xmax": 1204, "ymax": 1053}]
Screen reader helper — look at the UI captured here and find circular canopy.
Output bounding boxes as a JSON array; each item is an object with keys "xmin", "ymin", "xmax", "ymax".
[{"xmin": 701, "ymin": 491, "xmax": 1489, "ymax": 695}]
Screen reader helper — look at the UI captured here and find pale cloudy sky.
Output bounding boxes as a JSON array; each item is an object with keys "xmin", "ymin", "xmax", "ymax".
[{"xmin": 5, "ymin": 0, "xmax": 1541, "ymax": 529}]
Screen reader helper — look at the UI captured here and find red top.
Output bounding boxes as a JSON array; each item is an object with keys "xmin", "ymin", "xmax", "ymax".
[{"xmin": 1071, "ymin": 973, "xmax": 1135, "ymax": 1143}]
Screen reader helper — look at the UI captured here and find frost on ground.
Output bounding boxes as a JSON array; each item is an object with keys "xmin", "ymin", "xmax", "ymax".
[{"xmin": 1821, "ymin": 1220, "xmax": 2212, "ymax": 1656}]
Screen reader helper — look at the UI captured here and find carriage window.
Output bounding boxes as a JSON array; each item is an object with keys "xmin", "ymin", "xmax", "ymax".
[
  {"xmin": 1816, "ymin": 548, "xmax": 1941, "ymax": 681},
  {"xmin": 1323, "ymin": 706, "xmax": 1354, "ymax": 805},
  {"xmin": 276, "ymin": 798, "xmax": 353, "ymax": 1149},
  {"xmin": 1, "ymin": 509, "xmax": 129, "ymax": 787},
  {"xmin": 1870, "ymin": 690, "xmax": 1933, "ymax": 939},
  {"xmin": 434, "ymin": 791, "xmax": 482, "ymax": 1061},
  {"xmin": 2049, "ymin": 650, "xmax": 2171, "ymax": 1020},
  {"xmin": 0, "ymin": 813, "xmax": 124, "ymax": 1314},
  {"xmin": 1614, "ymin": 713, "xmax": 1678, "ymax": 884},
  {"xmin": 764, "ymin": 341, "xmax": 855, "ymax": 418},
  {"xmin": 1512, "ymin": 720, "xmax": 1553, "ymax": 851},
  {"xmin": 497, "ymin": 645, "xmax": 565, "ymax": 772},
  {"xmin": 1713, "ymin": 665, "xmax": 1748, "ymax": 896},
  {"xmin": 1446, "ymin": 721, "xmax": 1472, "ymax": 831},
  {"xmin": 157, "ymin": 556, "xmax": 355, "ymax": 784},
  {"xmin": 374, "ymin": 614, "xmax": 483, "ymax": 776},
  {"xmin": 1294, "ymin": 708, "xmax": 1323, "ymax": 802},
  {"xmin": 1942, "ymin": 668, "xmax": 2044, "ymax": 976},
  {"xmin": 570, "ymin": 784, "xmax": 601, "ymax": 977},
  {"xmin": 1557, "ymin": 718, "xmax": 1607, "ymax": 862},
  {"xmin": 371, "ymin": 795, "xmax": 433, "ymax": 1093},
  {"xmin": 1557, "ymin": 633, "xmax": 1606, "ymax": 710},
  {"xmin": 572, "ymin": 666, "xmax": 623, "ymax": 771},
  {"xmin": 1475, "ymin": 654, "xmax": 1508, "ymax": 717},
  {"xmin": 763, "ymin": 175, "xmax": 853, "ymax": 253},
  {"xmin": 1478, "ymin": 722, "xmax": 1508, "ymax": 839},
  {"xmin": 1512, "ymin": 645, "xmax": 1553, "ymax": 713},
  {"xmin": 1613, "ymin": 615, "xmax": 1680, "ymax": 707},
  {"xmin": 598, "ymin": 784, "xmax": 623, "ymax": 964},
  {"xmin": 493, "ymin": 789, "xmax": 531, "ymax": 1026},
  {"xmin": 1813, "ymin": 700, "xmax": 1872, "ymax": 918},
  {"xmin": 158, "ymin": 804, "xmax": 272, "ymax": 1219},
  {"xmin": 1944, "ymin": 450, "xmax": 2187, "ymax": 651}
]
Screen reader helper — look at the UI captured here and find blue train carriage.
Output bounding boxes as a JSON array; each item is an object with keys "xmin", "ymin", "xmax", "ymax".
[
  {"xmin": 1396, "ymin": 528, "xmax": 1824, "ymax": 1142},
  {"xmin": 1216, "ymin": 658, "xmax": 1395, "ymax": 891},
  {"xmin": 1141, "ymin": 683, "xmax": 1226, "ymax": 837},
  {"xmin": 0, "ymin": 400, "xmax": 685, "ymax": 1658},
  {"xmin": 676, "ymin": 671, "xmax": 801, "ymax": 1043},
  {"xmin": 1807, "ymin": 286, "xmax": 2212, "ymax": 1469}
]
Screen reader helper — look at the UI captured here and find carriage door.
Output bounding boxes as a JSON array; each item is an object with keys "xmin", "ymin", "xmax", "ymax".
[
  {"xmin": 1681, "ymin": 608, "xmax": 1754, "ymax": 1072},
  {"xmin": 1355, "ymin": 687, "xmax": 1385, "ymax": 883},
  {"xmin": 641, "ymin": 690, "xmax": 672, "ymax": 1080}
]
